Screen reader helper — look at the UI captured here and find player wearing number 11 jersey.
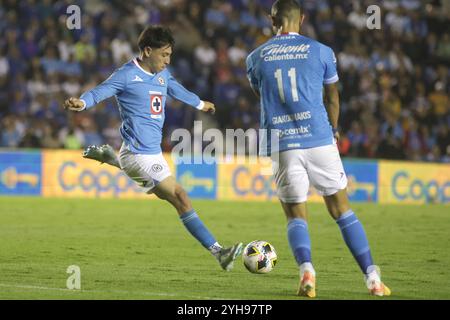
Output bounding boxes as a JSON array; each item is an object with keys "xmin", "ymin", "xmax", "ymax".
[
  {"xmin": 246, "ymin": 23, "xmax": 337, "ymax": 154},
  {"xmin": 246, "ymin": 0, "xmax": 390, "ymax": 298},
  {"xmin": 64, "ymin": 25, "xmax": 243, "ymax": 272}
]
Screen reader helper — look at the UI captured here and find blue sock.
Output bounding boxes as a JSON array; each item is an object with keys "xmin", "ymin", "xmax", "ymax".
[
  {"xmin": 287, "ymin": 218, "xmax": 312, "ymax": 266},
  {"xmin": 180, "ymin": 210, "xmax": 216, "ymax": 249},
  {"xmin": 336, "ymin": 210, "xmax": 374, "ymax": 274}
]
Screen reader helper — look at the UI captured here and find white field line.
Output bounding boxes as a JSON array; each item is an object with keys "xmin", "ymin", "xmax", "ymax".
[{"xmin": 0, "ymin": 283, "xmax": 233, "ymax": 300}]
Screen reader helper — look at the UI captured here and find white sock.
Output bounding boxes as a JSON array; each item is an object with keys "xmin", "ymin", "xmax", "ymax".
[
  {"xmin": 366, "ymin": 265, "xmax": 380, "ymax": 275},
  {"xmin": 208, "ymin": 242, "xmax": 223, "ymax": 257},
  {"xmin": 365, "ymin": 265, "xmax": 381, "ymax": 282},
  {"xmin": 300, "ymin": 262, "xmax": 316, "ymax": 276}
]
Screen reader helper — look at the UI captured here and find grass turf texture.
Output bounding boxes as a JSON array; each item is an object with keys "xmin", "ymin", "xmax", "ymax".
[{"xmin": 0, "ymin": 197, "xmax": 449, "ymax": 300}]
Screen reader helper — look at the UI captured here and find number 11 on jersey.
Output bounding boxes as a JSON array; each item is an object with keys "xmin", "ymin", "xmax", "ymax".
[{"xmin": 274, "ymin": 68, "xmax": 299, "ymax": 103}]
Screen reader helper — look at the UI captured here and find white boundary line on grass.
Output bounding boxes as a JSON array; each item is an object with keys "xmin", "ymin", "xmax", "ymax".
[{"xmin": 0, "ymin": 283, "xmax": 232, "ymax": 300}]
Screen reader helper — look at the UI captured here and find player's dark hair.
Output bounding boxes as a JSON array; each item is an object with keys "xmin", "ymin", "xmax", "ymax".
[
  {"xmin": 138, "ymin": 25, "xmax": 175, "ymax": 51},
  {"xmin": 271, "ymin": 0, "xmax": 303, "ymax": 27}
]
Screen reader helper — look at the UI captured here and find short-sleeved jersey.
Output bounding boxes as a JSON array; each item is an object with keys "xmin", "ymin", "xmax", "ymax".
[
  {"xmin": 80, "ymin": 58, "xmax": 203, "ymax": 154},
  {"xmin": 246, "ymin": 33, "xmax": 339, "ymax": 156}
]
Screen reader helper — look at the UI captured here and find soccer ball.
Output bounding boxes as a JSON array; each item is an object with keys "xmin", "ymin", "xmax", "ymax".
[{"xmin": 242, "ymin": 240, "xmax": 277, "ymax": 274}]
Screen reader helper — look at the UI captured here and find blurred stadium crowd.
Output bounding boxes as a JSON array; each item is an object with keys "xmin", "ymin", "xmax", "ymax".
[{"xmin": 0, "ymin": 0, "xmax": 449, "ymax": 162}]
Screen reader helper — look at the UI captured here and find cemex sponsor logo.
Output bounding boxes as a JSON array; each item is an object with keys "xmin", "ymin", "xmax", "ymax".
[{"xmin": 277, "ymin": 126, "xmax": 311, "ymax": 138}]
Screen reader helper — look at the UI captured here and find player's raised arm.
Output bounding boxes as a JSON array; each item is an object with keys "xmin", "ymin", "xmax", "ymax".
[
  {"xmin": 167, "ymin": 73, "xmax": 215, "ymax": 113},
  {"xmin": 64, "ymin": 69, "xmax": 127, "ymax": 112}
]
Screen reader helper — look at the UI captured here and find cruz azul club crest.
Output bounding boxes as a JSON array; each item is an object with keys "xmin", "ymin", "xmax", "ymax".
[{"xmin": 149, "ymin": 91, "xmax": 163, "ymax": 118}]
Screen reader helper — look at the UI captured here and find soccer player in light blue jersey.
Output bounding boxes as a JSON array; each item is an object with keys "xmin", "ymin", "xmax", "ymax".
[
  {"xmin": 64, "ymin": 26, "xmax": 242, "ymax": 271},
  {"xmin": 246, "ymin": 0, "xmax": 390, "ymax": 297}
]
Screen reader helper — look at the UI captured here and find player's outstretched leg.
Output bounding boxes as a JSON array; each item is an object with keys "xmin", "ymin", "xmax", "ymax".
[
  {"xmin": 83, "ymin": 144, "xmax": 121, "ymax": 168},
  {"xmin": 281, "ymin": 202, "xmax": 316, "ymax": 298},
  {"xmin": 178, "ymin": 209, "xmax": 243, "ymax": 271},
  {"xmin": 324, "ymin": 190, "xmax": 391, "ymax": 296},
  {"xmin": 154, "ymin": 176, "xmax": 243, "ymax": 271}
]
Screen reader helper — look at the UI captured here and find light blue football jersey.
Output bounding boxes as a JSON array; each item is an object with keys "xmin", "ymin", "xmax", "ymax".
[
  {"xmin": 246, "ymin": 32, "xmax": 339, "ymax": 156},
  {"xmin": 80, "ymin": 58, "xmax": 203, "ymax": 154}
]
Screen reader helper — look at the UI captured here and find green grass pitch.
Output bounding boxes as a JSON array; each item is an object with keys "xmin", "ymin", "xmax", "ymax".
[{"xmin": 0, "ymin": 197, "xmax": 449, "ymax": 300}]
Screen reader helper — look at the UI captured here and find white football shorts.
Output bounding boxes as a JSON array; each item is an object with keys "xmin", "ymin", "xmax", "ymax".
[
  {"xmin": 118, "ymin": 143, "xmax": 172, "ymax": 193},
  {"xmin": 271, "ymin": 143, "xmax": 348, "ymax": 203}
]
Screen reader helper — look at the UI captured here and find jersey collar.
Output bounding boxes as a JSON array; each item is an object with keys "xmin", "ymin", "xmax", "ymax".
[
  {"xmin": 133, "ymin": 58, "xmax": 155, "ymax": 76},
  {"xmin": 276, "ymin": 32, "xmax": 300, "ymax": 36}
]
